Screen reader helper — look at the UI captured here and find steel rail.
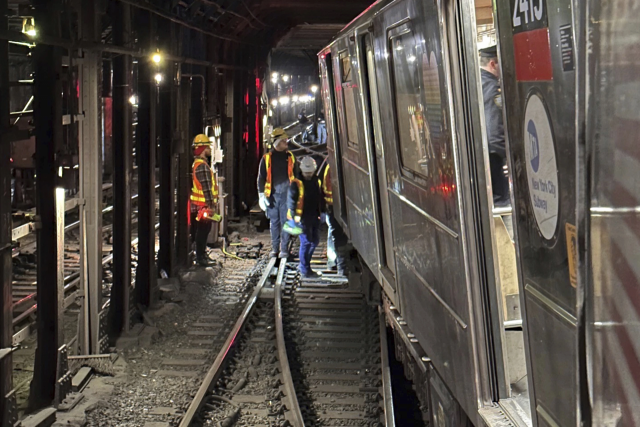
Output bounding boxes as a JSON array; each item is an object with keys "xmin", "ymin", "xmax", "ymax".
[
  {"xmin": 275, "ymin": 259, "xmax": 305, "ymax": 426},
  {"xmin": 179, "ymin": 256, "xmax": 278, "ymax": 427},
  {"xmin": 379, "ymin": 308, "xmax": 396, "ymax": 426}
]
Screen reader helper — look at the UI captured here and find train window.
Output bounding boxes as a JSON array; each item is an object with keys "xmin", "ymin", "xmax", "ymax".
[
  {"xmin": 389, "ymin": 29, "xmax": 433, "ymax": 177},
  {"xmin": 339, "ymin": 51, "xmax": 359, "ymax": 149}
]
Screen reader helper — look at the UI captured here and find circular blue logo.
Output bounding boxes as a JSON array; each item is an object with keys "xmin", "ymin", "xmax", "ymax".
[{"xmin": 527, "ymin": 119, "xmax": 540, "ymax": 173}]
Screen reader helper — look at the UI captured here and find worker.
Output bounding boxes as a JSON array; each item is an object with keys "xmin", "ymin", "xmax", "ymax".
[
  {"xmin": 287, "ymin": 157, "xmax": 323, "ymax": 278},
  {"xmin": 317, "ymin": 112, "xmax": 327, "ymax": 144},
  {"xmin": 480, "ymin": 45, "xmax": 510, "ymax": 206},
  {"xmin": 190, "ymin": 134, "xmax": 220, "ymax": 267},
  {"xmin": 298, "ymin": 108, "xmax": 310, "ymax": 137},
  {"xmin": 258, "ymin": 128, "xmax": 296, "ymax": 258},
  {"xmin": 319, "ymin": 160, "xmax": 347, "ymax": 276}
]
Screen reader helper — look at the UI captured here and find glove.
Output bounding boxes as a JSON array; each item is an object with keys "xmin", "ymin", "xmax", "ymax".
[
  {"xmin": 259, "ymin": 193, "xmax": 270, "ymax": 211},
  {"xmin": 294, "ymin": 215, "xmax": 301, "ymax": 224}
]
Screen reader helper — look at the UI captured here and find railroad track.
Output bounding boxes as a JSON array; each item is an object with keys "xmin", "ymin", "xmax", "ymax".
[
  {"xmin": 10, "ymin": 184, "xmax": 158, "ymax": 347},
  {"xmin": 178, "ymin": 248, "xmax": 395, "ymax": 426}
]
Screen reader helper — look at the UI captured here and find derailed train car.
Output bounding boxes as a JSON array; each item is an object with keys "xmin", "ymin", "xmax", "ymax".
[{"xmin": 319, "ymin": 0, "xmax": 640, "ymax": 426}]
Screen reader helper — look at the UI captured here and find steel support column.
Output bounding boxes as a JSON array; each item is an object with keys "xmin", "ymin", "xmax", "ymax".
[
  {"xmin": 0, "ymin": 0, "xmax": 16, "ymax": 423},
  {"xmin": 29, "ymin": 0, "xmax": 64, "ymax": 411},
  {"xmin": 176, "ymin": 72, "xmax": 192, "ymax": 266},
  {"xmin": 158, "ymin": 20, "xmax": 176, "ymax": 276},
  {"xmin": 110, "ymin": 1, "xmax": 133, "ymax": 336},
  {"xmin": 79, "ymin": 0, "xmax": 103, "ymax": 355},
  {"xmin": 247, "ymin": 67, "xmax": 258, "ymax": 206},
  {"xmin": 135, "ymin": 10, "xmax": 156, "ymax": 308},
  {"xmin": 223, "ymin": 72, "xmax": 236, "ymax": 217}
]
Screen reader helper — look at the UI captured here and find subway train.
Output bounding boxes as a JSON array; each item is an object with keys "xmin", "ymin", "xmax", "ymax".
[{"xmin": 317, "ymin": 0, "xmax": 640, "ymax": 426}]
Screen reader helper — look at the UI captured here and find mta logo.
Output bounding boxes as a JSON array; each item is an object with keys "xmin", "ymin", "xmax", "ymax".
[{"xmin": 527, "ymin": 120, "xmax": 540, "ymax": 173}]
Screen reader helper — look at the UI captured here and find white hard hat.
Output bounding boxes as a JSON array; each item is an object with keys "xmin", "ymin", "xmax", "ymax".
[{"xmin": 300, "ymin": 156, "xmax": 317, "ymax": 174}]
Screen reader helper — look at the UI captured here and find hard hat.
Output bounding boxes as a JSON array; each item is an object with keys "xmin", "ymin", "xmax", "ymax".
[
  {"xmin": 193, "ymin": 134, "xmax": 211, "ymax": 147},
  {"xmin": 271, "ymin": 128, "xmax": 289, "ymax": 141},
  {"xmin": 300, "ymin": 156, "xmax": 317, "ymax": 174}
]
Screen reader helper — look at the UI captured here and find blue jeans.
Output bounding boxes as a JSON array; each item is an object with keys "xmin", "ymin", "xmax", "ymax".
[
  {"xmin": 298, "ymin": 221, "xmax": 320, "ymax": 275},
  {"xmin": 267, "ymin": 188, "xmax": 290, "ymax": 253},
  {"xmin": 326, "ymin": 213, "xmax": 347, "ymax": 270}
]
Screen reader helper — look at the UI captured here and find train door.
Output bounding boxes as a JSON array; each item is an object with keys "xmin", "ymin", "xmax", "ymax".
[
  {"xmin": 321, "ymin": 52, "xmax": 349, "ymax": 233},
  {"xmin": 494, "ymin": 0, "xmax": 580, "ymax": 426},
  {"xmin": 444, "ymin": 0, "xmax": 532, "ymax": 423},
  {"xmin": 359, "ymin": 30, "xmax": 397, "ymax": 289}
]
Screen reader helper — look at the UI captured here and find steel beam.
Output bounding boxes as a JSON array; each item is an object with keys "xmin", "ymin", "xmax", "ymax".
[
  {"xmin": 79, "ymin": 0, "xmax": 103, "ymax": 355},
  {"xmin": 176, "ymin": 70, "xmax": 192, "ymax": 267},
  {"xmin": 110, "ymin": 1, "xmax": 133, "ymax": 336},
  {"xmin": 158, "ymin": 20, "xmax": 176, "ymax": 276},
  {"xmin": 135, "ymin": 10, "xmax": 157, "ymax": 308},
  {"xmin": 223, "ymin": 72, "xmax": 236, "ymax": 217},
  {"xmin": 29, "ymin": 0, "xmax": 65, "ymax": 411},
  {"xmin": 0, "ymin": 0, "xmax": 16, "ymax": 423}
]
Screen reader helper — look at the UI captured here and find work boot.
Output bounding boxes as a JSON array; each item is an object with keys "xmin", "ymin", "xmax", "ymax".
[
  {"xmin": 337, "ymin": 269, "xmax": 346, "ymax": 277},
  {"xmin": 278, "ymin": 251, "xmax": 289, "ymax": 259},
  {"xmin": 302, "ymin": 270, "xmax": 321, "ymax": 279},
  {"xmin": 269, "ymin": 251, "xmax": 278, "ymax": 258},
  {"xmin": 197, "ymin": 257, "xmax": 214, "ymax": 267}
]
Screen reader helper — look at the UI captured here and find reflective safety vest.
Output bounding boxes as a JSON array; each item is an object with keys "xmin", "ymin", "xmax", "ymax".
[
  {"xmin": 191, "ymin": 158, "xmax": 219, "ymax": 207},
  {"xmin": 264, "ymin": 151, "xmax": 295, "ymax": 197},
  {"xmin": 287, "ymin": 178, "xmax": 322, "ymax": 220},
  {"xmin": 322, "ymin": 164, "xmax": 333, "ymax": 205}
]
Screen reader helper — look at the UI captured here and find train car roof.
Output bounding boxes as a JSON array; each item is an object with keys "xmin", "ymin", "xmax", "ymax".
[{"xmin": 318, "ymin": 0, "xmax": 393, "ymax": 55}]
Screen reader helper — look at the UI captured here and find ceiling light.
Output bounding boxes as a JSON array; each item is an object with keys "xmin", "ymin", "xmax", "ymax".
[{"xmin": 22, "ymin": 18, "xmax": 36, "ymax": 37}]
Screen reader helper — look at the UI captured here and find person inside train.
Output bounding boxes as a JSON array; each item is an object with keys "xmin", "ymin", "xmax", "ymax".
[
  {"xmin": 257, "ymin": 128, "xmax": 296, "ymax": 258},
  {"xmin": 480, "ymin": 45, "xmax": 510, "ymax": 207},
  {"xmin": 287, "ymin": 157, "xmax": 323, "ymax": 278},
  {"xmin": 318, "ymin": 159, "xmax": 347, "ymax": 276}
]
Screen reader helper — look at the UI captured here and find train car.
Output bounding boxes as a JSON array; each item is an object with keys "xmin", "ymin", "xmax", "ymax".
[{"xmin": 319, "ymin": 0, "xmax": 640, "ymax": 426}]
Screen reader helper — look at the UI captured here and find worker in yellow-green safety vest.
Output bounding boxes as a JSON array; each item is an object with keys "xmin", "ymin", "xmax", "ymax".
[
  {"xmin": 190, "ymin": 134, "xmax": 220, "ymax": 267},
  {"xmin": 257, "ymin": 128, "xmax": 296, "ymax": 258},
  {"xmin": 286, "ymin": 157, "xmax": 323, "ymax": 278},
  {"xmin": 318, "ymin": 160, "xmax": 348, "ymax": 276}
]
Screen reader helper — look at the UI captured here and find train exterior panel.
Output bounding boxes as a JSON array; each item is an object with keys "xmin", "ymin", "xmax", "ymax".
[
  {"xmin": 321, "ymin": 0, "xmax": 489, "ymax": 424},
  {"xmin": 321, "ymin": 0, "xmax": 640, "ymax": 426},
  {"xmin": 494, "ymin": 0, "xmax": 579, "ymax": 426}
]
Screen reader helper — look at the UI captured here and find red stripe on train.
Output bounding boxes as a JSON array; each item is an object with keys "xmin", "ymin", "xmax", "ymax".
[{"xmin": 513, "ymin": 28, "xmax": 554, "ymax": 82}]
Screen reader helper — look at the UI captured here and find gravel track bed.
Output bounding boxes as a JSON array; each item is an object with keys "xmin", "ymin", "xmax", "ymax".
[{"xmin": 84, "ymin": 235, "xmax": 269, "ymax": 427}]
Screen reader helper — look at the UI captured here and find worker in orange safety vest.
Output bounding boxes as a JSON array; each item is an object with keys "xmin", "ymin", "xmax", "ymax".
[
  {"xmin": 318, "ymin": 160, "xmax": 348, "ymax": 276},
  {"xmin": 257, "ymin": 128, "xmax": 296, "ymax": 258},
  {"xmin": 190, "ymin": 134, "xmax": 220, "ymax": 267}
]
